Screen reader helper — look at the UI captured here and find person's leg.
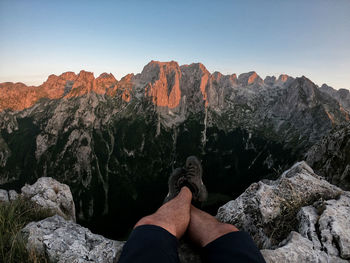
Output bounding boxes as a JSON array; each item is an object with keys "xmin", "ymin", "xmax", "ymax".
[
  {"xmin": 187, "ymin": 205, "xmax": 266, "ymax": 263},
  {"xmin": 118, "ymin": 187, "xmax": 192, "ymax": 263},
  {"xmin": 187, "ymin": 205, "xmax": 238, "ymax": 247},
  {"xmin": 135, "ymin": 186, "xmax": 192, "ymax": 238}
]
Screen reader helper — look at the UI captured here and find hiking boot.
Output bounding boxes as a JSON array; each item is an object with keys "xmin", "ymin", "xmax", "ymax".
[
  {"xmin": 184, "ymin": 156, "xmax": 208, "ymax": 204},
  {"xmin": 163, "ymin": 167, "xmax": 186, "ymax": 203}
]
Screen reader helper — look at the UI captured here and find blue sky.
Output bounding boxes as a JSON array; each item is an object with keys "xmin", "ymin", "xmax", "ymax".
[{"xmin": 0, "ymin": 0, "xmax": 349, "ymax": 90}]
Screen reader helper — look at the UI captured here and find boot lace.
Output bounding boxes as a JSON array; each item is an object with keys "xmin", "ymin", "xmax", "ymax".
[{"xmin": 186, "ymin": 163, "xmax": 197, "ymax": 178}]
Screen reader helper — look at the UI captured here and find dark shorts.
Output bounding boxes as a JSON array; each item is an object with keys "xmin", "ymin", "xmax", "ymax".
[{"xmin": 118, "ymin": 225, "xmax": 266, "ymax": 263}]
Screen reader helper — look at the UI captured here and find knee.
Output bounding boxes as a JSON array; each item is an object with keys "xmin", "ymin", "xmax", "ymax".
[
  {"xmin": 134, "ymin": 215, "xmax": 157, "ymax": 228},
  {"xmin": 218, "ymin": 222, "xmax": 239, "ymax": 233}
]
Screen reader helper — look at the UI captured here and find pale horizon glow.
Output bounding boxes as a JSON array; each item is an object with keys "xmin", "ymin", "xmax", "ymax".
[{"xmin": 0, "ymin": 0, "xmax": 349, "ymax": 90}]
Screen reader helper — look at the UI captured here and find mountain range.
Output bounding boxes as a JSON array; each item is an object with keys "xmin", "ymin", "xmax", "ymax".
[{"xmin": 0, "ymin": 60, "xmax": 349, "ymax": 239}]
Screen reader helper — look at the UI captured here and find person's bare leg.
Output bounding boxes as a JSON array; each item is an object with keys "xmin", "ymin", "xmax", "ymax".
[
  {"xmin": 187, "ymin": 205, "xmax": 238, "ymax": 247},
  {"xmin": 134, "ymin": 186, "xmax": 192, "ymax": 239}
]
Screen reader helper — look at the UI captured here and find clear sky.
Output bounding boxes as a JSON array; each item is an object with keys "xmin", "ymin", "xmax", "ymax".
[{"xmin": 0, "ymin": 0, "xmax": 349, "ymax": 90}]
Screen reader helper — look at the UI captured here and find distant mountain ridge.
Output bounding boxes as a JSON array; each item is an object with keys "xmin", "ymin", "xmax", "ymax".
[{"xmin": 2, "ymin": 60, "xmax": 347, "ymax": 113}]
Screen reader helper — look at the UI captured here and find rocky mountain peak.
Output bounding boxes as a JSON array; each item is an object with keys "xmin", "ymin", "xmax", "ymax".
[
  {"xmin": 338, "ymin": 88, "xmax": 350, "ymax": 98},
  {"xmin": 238, "ymin": 71, "xmax": 263, "ymax": 86},
  {"xmin": 141, "ymin": 60, "xmax": 182, "ymax": 108},
  {"xmin": 76, "ymin": 70, "xmax": 95, "ymax": 81},
  {"xmin": 42, "ymin": 72, "xmax": 76, "ymax": 85},
  {"xmin": 97, "ymin": 72, "xmax": 115, "ymax": 79},
  {"xmin": 110, "ymin": 73, "xmax": 134, "ymax": 102},
  {"xmin": 43, "ymin": 72, "xmax": 77, "ymax": 87},
  {"xmin": 141, "ymin": 60, "xmax": 181, "ymax": 81},
  {"xmin": 65, "ymin": 71, "xmax": 96, "ymax": 98},
  {"xmin": 278, "ymin": 74, "xmax": 290, "ymax": 83},
  {"xmin": 0, "ymin": 82, "xmax": 28, "ymax": 89},
  {"xmin": 320, "ymin": 84, "xmax": 350, "ymax": 113},
  {"xmin": 192, "ymin": 62, "xmax": 209, "ymax": 73},
  {"xmin": 212, "ymin": 72, "xmax": 237, "ymax": 84},
  {"xmin": 0, "ymin": 82, "xmax": 33, "ymax": 111},
  {"xmin": 95, "ymin": 73, "xmax": 117, "ymax": 94},
  {"xmin": 264, "ymin": 76, "xmax": 276, "ymax": 86},
  {"xmin": 295, "ymin": 76, "xmax": 317, "ymax": 93},
  {"xmin": 286, "ymin": 76, "xmax": 320, "ymax": 107},
  {"xmin": 180, "ymin": 62, "xmax": 210, "ymax": 76},
  {"xmin": 212, "ymin": 71, "xmax": 223, "ymax": 79}
]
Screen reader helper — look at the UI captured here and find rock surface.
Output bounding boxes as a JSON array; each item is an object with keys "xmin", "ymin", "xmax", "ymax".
[
  {"xmin": 0, "ymin": 189, "xmax": 19, "ymax": 201},
  {"xmin": 21, "ymin": 177, "xmax": 76, "ymax": 221},
  {"xmin": 261, "ymin": 232, "xmax": 347, "ymax": 263},
  {"xmin": 217, "ymin": 162, "xmax": 350, "ymax": 262},
  {"xmin": 306, "ymin": 123, "xmax": 350, "ymax": 190},
  {"xmin": 320, "ymin": 84, "xmax": 350, "ymax": 113},
  {"xmin": 8, "ymin": 189, "xmax": 18, "ymax": 201},
  {"xmin": 22, "ymin": 215, "xmax": 124, "ymax": 263},
  {"xmin": 22, "ymin": 214, "xmax": 202, "ymax": 263},
  {"xmin": 0, "ymin": 189, "xmax": 9, "ymax": 202}
]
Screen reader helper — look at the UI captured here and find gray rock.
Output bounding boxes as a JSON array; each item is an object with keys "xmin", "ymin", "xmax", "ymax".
[
  {"xmin": 22, "ymin": 215, "xmax": 124, "ymax": 263},
  {"xmin": 217, "ymin": 161, "xmax": 350, "ymax": 261},
  {"xmin": 306, "ymin": 123, "xmax": 350, "ymax": 190},
  {"xmin": 297, "ymin": 206, "xmax": 322, "ymax": 251},
  {"xmin": 21, "ymin": 177, "xmax": 76, "ymax": 221},
  {"xmin": 261, "ymin": 232, "xmax": 347, "ymax": 263},
  {"xmin": 318, "ymin": 194, "xmax": 350, "ymax": 259},
  {"xmin": 21, "ymin": 215, "xmax": 202, "ymax": 263},
  {"xmin": 217, "ymin": 161, "xmax": 342, "ymax": 248},
  {"xmin": 320, "ymin": 84, "xmax": 350, "ymax": 112},
  {"xmin": 8, "ymin": 190, "xmax": 19, "ymax": 201},
  {"xmin": 0, "ymin": 189, "xmax": 9, "ymax": 202}
]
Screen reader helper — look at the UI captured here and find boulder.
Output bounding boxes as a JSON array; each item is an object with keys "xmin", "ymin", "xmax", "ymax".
[
  {"xmin": 22, "ymin": 215, "xmax": 124, "ymax": 263},
  {"xmin": 0, "ymin": 189, "xmax": 9, "ymax": 202},
  {"xmin": 217, "ymin": 161, "xmax": 350, "ymax": 262},
  {"xmin": 21, "ymin": 177, "xmax": 76, "ymax": 221},
  {"xmin": 8, "ymin": 190, "xmax": 19, "ymax": 201}
]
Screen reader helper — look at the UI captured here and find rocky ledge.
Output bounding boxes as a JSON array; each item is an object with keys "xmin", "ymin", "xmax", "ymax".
[
  {"xmin": 0, "ymin": 177, "xmax": 75, "ymax": 221},
  {"xmin": 1, "ymin": 162, "xmax": 348, "ymax": 262},
  {"xmin": 22, "ymin": 215, "xmax": 124, "ymax": 263},
  {"xmin": 217, "ymin": 162, "xmax": 350, "ymax": 262}
]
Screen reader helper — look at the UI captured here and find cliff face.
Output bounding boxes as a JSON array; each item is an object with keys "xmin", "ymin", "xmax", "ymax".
[
  {"xmin": 320, "ymin": 84, "xmax": 350, "ymax": 113},
  {"xmin": 0, "ymin": 61, "xmax": 349, "ymax": 240},
  {"xmin": 306, "ymin": 123, "xmax": 350, "ymax": 190}
]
